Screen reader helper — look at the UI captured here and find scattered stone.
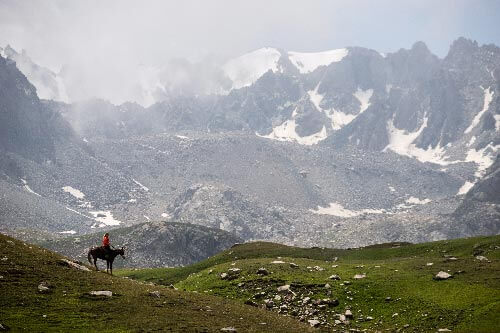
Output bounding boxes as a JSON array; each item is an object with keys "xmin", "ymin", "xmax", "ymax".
[
  {"xmin": 289, "ymin": 263, "xmax": 299, "ymax": 268},
  {"xmin": 271, "ymin": 260, "xmax": 285, "ymax": 264},
  {"xmin": 264, "ymin": 299, "xmax": 274, "ymax": 308},
  {"xmin": 437, "ymin": 329, "xmax": 451, "ymax": 332},
  {"xmin": 366, "ymin": 316, "xmax": 373, "ymax": 321},
  {"xmin": 227, "ymin": 268, "xmax": 241, "ymax": 274},
  {"xmin": 313, "ymin": 266, "xmax": 324, "ymax": 271},
  {"xmin": 256, "ymin": 268, "xmax": 269, "ymax": 276},
  {"xmin": 167, "ymin": 284, "xmax": 177, "ymax": 290},
  {"xmin": 237, "ymin": 282, "xmax": 245, "ymax": 287},
  {"xmin": 324, "ymin": 283, "xmax": 331, "ymax": 289},
  {"xmin": 277, "ymin": 284, "xmax": 290, "ymax": 292},
  {"xmin": 38, "ymin": 281, "xmax": 52, "ymax": 294},
  {"xmin": 274, "ymin": 295, "xmax": 282, "ymax": 301},
  {"xmin": 434, "ymin": 271, "xmax": 453, "ymax": 280},
  {"xmin": 220, "ymin": 327, "xmax": 237, "ymax": 332},
  {"xmin": 476, "ymin": 256, "xmax": 488, "ymax": 261},
  {"xmin": 149, "ymin": 291, "xmax": 161, "ymax": 298},
  {"xmin": 1, "ymin": 257, "xmax": 7, "ymax": 261},
  {"xmin": 90, "ymin": 291, "xmax": 112, "ymax": 297},
  {"xmin": 404, "ymin": 324, "xmax": 410, "ymax": 328},
  {"xmin": 329, "ymin": 274, "xmax": 341, "ymax": 280},
  {"xmin": 302, "ymin": 297, "xmax": 311, "ymax": 304},
  {"xmin": 385, "ymin": 297, "xmax": 392, "ymax": 302},
  {"xmin": 426, "ymin": 262, "xmax": 434, "ymax": 266},
  {"xmin": 208, "ymin": 269, "xmax": 213, "ymax": 274},
  {"xmin": 343, "ymin": 281, "xmax": 352, "ymax": 285},
  {"xmin": 332, "ymin": 264, "xmax": 338, "ymax": 268},
  {"xmin": 58, "ymin": 259, "xmax": 90, "ymax": 271},
  {"xmin": 220, "ymin": 273, "xmax": 229, "ymax": 280},
  {"xmin": 392, "ymin": 313, "xmax": 398, "ymax": 317},
  {"xmin": 345, "ymin": 310, "xmax": 353, "ymax": 318},
  {"xmin": 353, "ymin": 274, "xmax": 366, "ymax": 279},
  {"xmin": 321, "ymin": 298, "xmax": 339, "ymax": 306},
  {"xmin": 308, "ymin": 319, "xmax": 321, "ymax": 327}
]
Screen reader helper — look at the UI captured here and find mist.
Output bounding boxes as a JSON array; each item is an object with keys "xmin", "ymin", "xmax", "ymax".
[{"xmin": 1, "ymin": 0, "xmax": 499, "ymax": 105}]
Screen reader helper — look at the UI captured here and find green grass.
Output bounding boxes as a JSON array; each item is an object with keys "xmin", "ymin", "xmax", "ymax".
[
  {"xmin": 0, "ymin": 233, "xmax": 312, "ymax": 332},
  {"xmin": 117, "ymin": 235, "xmax": 500, "ymax": 332}
]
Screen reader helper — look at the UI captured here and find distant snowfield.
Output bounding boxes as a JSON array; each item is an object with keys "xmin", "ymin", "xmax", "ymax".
[
  {"xmin": 288, "ymin": 49, "xmax": 348, "ymax": 73},
  {"xmin": 89, "ymin": 211, "xmax": 122, "ymax": 226},
  {"xmin": 223, "ymin": 47, "xmax": 281, "ymax": 89},
  {"xmin": 311, "ymin": 196, "xmax": 432, "ymax": 217},
  {"xmin": 310, "ymin": 202, "xmax": 387, "ymax": 217},
  {"xmin": 62, "ymin": 186, "xmax": 85, "ymax": 199}
]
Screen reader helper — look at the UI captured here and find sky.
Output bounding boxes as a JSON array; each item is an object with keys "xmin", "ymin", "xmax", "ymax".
[{"xmin": 1, "ymin": 0, "xmax": 499, "ymax": 104}]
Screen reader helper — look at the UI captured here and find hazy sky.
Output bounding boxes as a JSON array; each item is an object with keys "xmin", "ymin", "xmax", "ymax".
[
  {"xmin": 1, "ymin": 0, "xmax": 499, "ymax": 104},
  {"xmin": 1, "ymin": 0, "xmax": 499, "ymax": 68}
]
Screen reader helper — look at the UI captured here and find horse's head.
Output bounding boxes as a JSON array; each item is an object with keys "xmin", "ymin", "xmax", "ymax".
[{"xmin": 118, "ymin": 247, "xmax": 125, "ymax": 259}]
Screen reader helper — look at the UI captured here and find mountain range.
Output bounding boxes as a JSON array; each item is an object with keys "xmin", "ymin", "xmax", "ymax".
[{"xmin": 0, "ymin": 38, "xmax": 498, "ymax": 264}]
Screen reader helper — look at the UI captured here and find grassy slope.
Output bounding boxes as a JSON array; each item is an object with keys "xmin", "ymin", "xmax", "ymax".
[
  {"xmin": 117, "ymin": 236, "xmax": 500, "ymax": 332},
  {"xmin": 0, "ymin": 233, "xmax": 312, "ymax": 332}
]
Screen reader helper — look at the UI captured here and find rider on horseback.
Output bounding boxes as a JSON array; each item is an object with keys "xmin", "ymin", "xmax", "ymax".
[{"xmin": 102, "ymin": 233, "xmax": 111, "ymax": 257}]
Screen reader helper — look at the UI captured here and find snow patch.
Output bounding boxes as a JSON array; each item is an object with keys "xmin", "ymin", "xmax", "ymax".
[
  {"xmin": 405, "ymin": 197, "xmax": 431, "ymax": 205},
  {"xmin": 495, "ymin": 115, "xmax": 500, "ymax": 132},
  {"xmin": 223, "ymin": 48, "xmax": 281, "ymax": 89},
  {"xmin": 257, "ymin": 105, "xmax": 327, "ymax": 145},
  {"xmin": 468, "ymin": 136, "xmax": 476, "ymax": 146},
  {"xmin": 62, "ymin": 186, "xmax": 85, "ymax": 199},
  {"xmin": 457, "ymin": 181, "xmax": 475, "ymax": 195},
  {"xmin": 465, "ymin": 144, "xmax": 499, "ymax": 178},
  {"xmin": 388, "ymin": 185, "xmax": 396, "ymax": 192},
  {"xmin": 175, "ymin": 135, "xmax": 189, "ymax": 139},
  {"xmin": 308, "ymin": 85, "xmax": 360, "ymax": 131},
  {"xmin": 384, "ymin": 116, "xmax": 456, "ymax": 166},
  {"xmin": 59, "ymin": 230, "xmax": 76, "ymax": 235},
  {"xmin": 464, "ymin": 87, "xmax": 494, "ymax": 134},
  {"xmin": 20, "ymin": 179, "xmax": 41, "ymax": 197},
  {"xmin": 353, "ymin": 88, "xmax": 373, "ymax": 114},
  {"xmin": 288, "ymin": 48, "xmax": 348, "ymax": 73},
  {"xmin": 310, "ymin": 202, "xmax": 386, "ymax": 217},
  {"xmin": 89, "ymin": 211, "xmax": 122, "ymax": 226},
  {"xmin": 132, "ymin": 179, "xmax": 149, "ymax": 192},
  {"xmin": 161, "ymin": 212, "xmax": 170, "ymax": 218}
]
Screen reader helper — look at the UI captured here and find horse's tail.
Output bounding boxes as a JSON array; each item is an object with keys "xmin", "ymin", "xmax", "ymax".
[{"xmin": 87, "ymin": 248, "xmax": 93, "ymax": 264}]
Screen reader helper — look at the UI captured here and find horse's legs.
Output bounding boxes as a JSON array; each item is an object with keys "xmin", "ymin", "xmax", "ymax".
[
  {"xmin": 93, "ymin": 257, "xmax": 98, "ymax": 271},
  {"xmin": 106, "ymin": 260, "xmax": 109, "ymax": 273},
  {"xmin": 110, "ymin": 261, "xmax": 113, "ymax": 275}
]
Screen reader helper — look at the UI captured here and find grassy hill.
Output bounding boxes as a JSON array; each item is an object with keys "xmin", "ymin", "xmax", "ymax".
[
  {"xmin": 0, "ymin": 233, "xmax": 312, "ymax": 332},
  {"xmin": 117, "ymin": 235, "xmax": 500, "ymax": 332}
]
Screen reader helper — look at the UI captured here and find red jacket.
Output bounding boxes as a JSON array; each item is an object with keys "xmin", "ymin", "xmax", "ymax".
[{"xmin": 103, "ymin": 235, "xmax": 110, "ymax": 247}]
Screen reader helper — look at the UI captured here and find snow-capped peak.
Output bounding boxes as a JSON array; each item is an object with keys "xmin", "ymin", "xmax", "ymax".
[
  {"xmin": 222, "ymin": 47, "xmax": 282, "ymax": 89},
  {"xmin": 287, "ymin": 48, "xmax": 349, "ymax": 73}
]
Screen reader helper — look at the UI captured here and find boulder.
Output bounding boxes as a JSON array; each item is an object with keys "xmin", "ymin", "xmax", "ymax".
[
  {"xmin": 149, "ymin": 291, "xmax": 161, "ymax": 298},
  {"xmin": 476, "ymin": 255, "xmax": 488, "ymax": 261},
  {"xmin": 307, "ymin": 319, "xmax": 320, "ymax": 327},
  {"xmin": 256, "ymin": 268, "xmax": 269, "ymax": 276},
  {"xmin": 289, "ymin": 263, "xmax": 299, "ymax": 268},
  {"xmin": 353, "ymin": 274, "xmax": 366, "ymax": 279},
  {"xmin": 90, "ymin": 291, "xmax": 112, "ymax": 297},
  {"xmin": 58, "ymin": 259, "xmax": 90, "ymax": 272},
  {"xmin": 345, "ymin": 309, "xmax": 353, "ymax": 318},
  {"xmin": 434, "ymin": 271, "xmax": 453, "ymax": 280},
  {"xmin": 277, "ymin": 284, "xmax": 290, "ymax": 292},
  {"xmin": 38, "ymin": 281, "xmax": 52, "ymax": 294},
  {"xmin": 329, "ymin": 274, "xmax": 341, "ymax": 280}
]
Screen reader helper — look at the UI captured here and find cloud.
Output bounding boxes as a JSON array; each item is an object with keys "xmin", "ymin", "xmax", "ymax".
[{"xmin": 0, "ymin": 0, "xmax": 498, "ymax": 105}]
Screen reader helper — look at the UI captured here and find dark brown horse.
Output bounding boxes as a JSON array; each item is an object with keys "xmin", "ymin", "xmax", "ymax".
[{"xmin": 87, "ymin": 246, "xmax": 125, "ymax": 275}]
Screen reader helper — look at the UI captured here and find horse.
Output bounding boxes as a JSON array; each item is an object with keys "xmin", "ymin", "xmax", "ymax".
[{"xmin": 87, "ymin": 246, "xmax": 125, "ymax": 275}]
